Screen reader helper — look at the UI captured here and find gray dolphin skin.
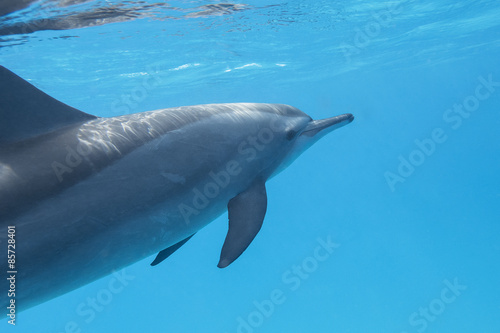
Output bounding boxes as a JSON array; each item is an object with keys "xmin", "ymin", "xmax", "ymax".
[{"xmin": 0, "ymin": 65, "xmax": 354, "ymax": 311}]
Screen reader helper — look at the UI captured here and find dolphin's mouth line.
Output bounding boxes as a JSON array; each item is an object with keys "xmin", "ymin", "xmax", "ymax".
[{"xmin": 300, "ymin": 113, "xmax": 354, "ymax": 137}]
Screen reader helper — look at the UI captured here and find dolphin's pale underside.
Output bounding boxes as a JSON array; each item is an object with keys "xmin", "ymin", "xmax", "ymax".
[{"xmin": 0, "ymin": 66, "xmax": 354, "ymax": 311}]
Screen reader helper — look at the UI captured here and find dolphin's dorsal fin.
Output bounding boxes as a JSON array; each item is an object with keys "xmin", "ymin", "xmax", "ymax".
[
  {"xmin": 218, "ymin": 181, "xmax": 267, "ymax": 268},
  {"xmin": 0, "ymin": 66, "xmax": 97, "ymax": 144}
]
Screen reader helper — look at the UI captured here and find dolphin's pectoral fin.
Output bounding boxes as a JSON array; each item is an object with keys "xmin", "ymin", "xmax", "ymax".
[
  {"xmin": 151, "ymin": 234, "xmax": 195, "ymax": 266},
  {"xmin": 218, "ymin": 181, "xmax": 267, "ymax": 268}
]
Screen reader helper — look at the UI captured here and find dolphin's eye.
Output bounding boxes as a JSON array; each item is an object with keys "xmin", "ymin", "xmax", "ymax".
[{"xmin": 286, "ymin": 130, "xmax": 297, "ymax": 141}]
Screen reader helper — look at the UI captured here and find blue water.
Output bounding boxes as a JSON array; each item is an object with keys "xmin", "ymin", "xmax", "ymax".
[{"xmin": 1, "ymin": 1, "xmax": 500, "ymax": 332}]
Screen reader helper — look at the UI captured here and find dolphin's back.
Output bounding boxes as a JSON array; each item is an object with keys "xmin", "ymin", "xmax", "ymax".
[{"xmin": 0, "ymin": 102, "xmax": 300, "ymax": 220}]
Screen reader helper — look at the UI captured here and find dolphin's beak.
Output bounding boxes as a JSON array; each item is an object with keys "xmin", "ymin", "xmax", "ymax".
[{"xmin": 301, "ymin": 113, "xmax": 354, "ymax": 137}]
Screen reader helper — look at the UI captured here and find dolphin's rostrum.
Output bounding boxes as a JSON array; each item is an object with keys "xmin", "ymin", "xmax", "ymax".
[{"xmin": 0, "ymin": 66, "xmax": 354, "ymax": 311}]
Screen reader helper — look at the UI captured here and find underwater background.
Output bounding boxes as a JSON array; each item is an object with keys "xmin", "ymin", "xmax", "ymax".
[{"xmin": 1, "ymin": 0, "xmax": 499, "ymax": 332}]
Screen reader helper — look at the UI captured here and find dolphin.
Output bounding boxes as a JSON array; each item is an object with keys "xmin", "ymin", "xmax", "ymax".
[{"xmin": 0, "ymin": 65, "xmax": 354, "ymax": 311}]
